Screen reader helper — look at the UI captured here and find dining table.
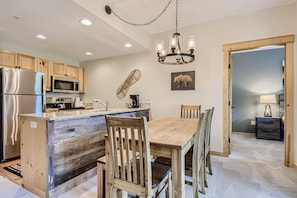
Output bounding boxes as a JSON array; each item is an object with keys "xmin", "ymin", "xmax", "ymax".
[{"xmin": 104, "ymin": 117, "xmax": 199, "ymax": 198}]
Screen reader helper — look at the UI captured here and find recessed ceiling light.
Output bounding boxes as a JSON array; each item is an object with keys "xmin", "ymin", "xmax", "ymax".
[
  {"xmin": 80, "ymin": 19, "xmax": 92, "ymax": 26},
  {"xmin": 124, "ymin": 43, "xmax": 132, "ymax": 48},
  {"xmin": 85, "ymin": 52, "xmax": 93, "ymax": 55},
  {"xmin": 35, "ymin": 34, "xmax": 47, "ymax": 40}
]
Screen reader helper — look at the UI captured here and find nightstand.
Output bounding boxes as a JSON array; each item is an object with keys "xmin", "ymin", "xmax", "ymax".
[{"xmin": 256, "ymin": 117, "xmax": 282, "ymax": 140}]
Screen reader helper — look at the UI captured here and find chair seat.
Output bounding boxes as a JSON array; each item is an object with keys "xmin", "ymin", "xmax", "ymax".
[
  {"xmin": 151, "ymin": 162, "xmax": 171, "ymax": 189},
  {"xmin": 155, "ymin": 147, "xmax": 193, "ymax": 172},
  {"xmin": 128, "ymin": 161, "xmax": 171, "ymax": 197},
  {"xmin": 154, "ymin": 157, "xmax": 171, "ymax": 166}
]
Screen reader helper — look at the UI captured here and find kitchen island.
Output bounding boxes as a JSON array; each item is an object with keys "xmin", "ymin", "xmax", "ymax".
[{"xmin": 19, "ymin": 107, "xmax": 149, "ymax": 197}]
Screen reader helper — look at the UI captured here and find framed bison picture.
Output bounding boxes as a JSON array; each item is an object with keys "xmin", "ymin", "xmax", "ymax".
[{"xmin": 171, "ymin": 71, "xmax": 195, "ymax": 90}]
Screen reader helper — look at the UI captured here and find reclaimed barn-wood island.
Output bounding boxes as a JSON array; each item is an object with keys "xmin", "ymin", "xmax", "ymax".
[{"xmin": 19, "ymin": 107, "xmax": 149, "ymax": 197}]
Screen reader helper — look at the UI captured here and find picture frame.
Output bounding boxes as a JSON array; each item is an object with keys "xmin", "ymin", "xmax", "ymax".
[{"xmin": 171, "ymin": 71, "xmax": 195, "ymax": 90}]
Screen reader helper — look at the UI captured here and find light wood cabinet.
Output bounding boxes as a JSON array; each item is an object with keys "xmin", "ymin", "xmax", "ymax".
[
  {"xmin": 78, "ymin": 67, "xmax": 85, "ymax": 93},
  {"xmin": 66, "ymin": 65, "xmax": 78, "ymax": 79},
  {"xmin": 37, "ymin": 58, "xmax": 52, "ymax": 91},
  {"xmin": 1, "ymin": 49, "xmax": 83, "ymax": 94},
  {"xmin": 52, "ymin": 62, "xmax": 65, "ymax": 77},
  {"xmin": 1, "ymin": 50, "xmax": 36, "ymax": 71},
  {"xmin": 0, "ymin": 50, "xmax": 17, "ymax": 68},
  {"xmin": 21, "ymin": 117, "xmax": 48, "ymax": 197},
  {"xmin": 52, "ymin": 62, "xmax": 78, "ymax": 79},
  {"xmin": 17, "ymin": 53, "xmax": 36, "ymax": 71}
]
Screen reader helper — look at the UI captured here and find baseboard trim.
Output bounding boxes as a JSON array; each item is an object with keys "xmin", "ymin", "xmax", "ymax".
[
  {"xmin": 210, "ymin": 132, "xmax": 256, "ymax": 157},
  {"xmin": 232, "ymin": 131, "xmax": 256, "ymax": 136},
  {"xmin": 210, "ymin": 151, "xmax": 228, "ymax": 157},
  {"xmin": 292, "ymin": 164, "xmax": 297, "ymax": 170}
]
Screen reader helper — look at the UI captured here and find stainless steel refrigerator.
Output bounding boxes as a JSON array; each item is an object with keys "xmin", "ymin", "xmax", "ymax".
[{"xmin": 0, "ymin": 67, "xmax": 45, "ymax": 162}]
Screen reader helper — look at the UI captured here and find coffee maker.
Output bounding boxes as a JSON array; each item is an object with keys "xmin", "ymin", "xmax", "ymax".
[{"xmin": 129, "ymin": 94, "xmax": 139, "ymax": 108}]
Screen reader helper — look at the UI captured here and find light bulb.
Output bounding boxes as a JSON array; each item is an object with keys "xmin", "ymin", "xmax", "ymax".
[
  {"xmin": 169, "ymin": 36, "xmax": 178, "ymax": 51},
  {"xmin": 156, "ymin": 40, "xmax": 164, "ymax": 53},
  {"xmin": 188, "ymin": 36, "xmax": 195, "ymax": 51}
]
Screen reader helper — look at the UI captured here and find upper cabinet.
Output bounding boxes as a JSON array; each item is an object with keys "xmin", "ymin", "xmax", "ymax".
[
  {"xmin": 52, "ymin": 62, "xmax": 78, "ymax": 79},
  {"xmin": 78, "ymin": 67, "xmax": 85, "ymax": 93},
  {"xmin": 37, "ymin": 58, "xmax": 52, "ymax": 91},
  {"xmin": 0, "ymin": 50, "xmax": 37, "ymax": 71},
  {"xmin": 66, "ymin": 65, "xmax": 79, "ymax": 79},
  {"xmin": 17, "ymin": 54, "xmax": 36, "ymax": 71},
  {"xmin": 52, "ymin": 62, "xmax": 65, "ymax": 77},
  {"xmin": 1, "ymin": 49, "xmax": 84, "ymax": 94},
  {"xmin": 0, "ymin": 50, "xmax": 17, "ymax": 68}
]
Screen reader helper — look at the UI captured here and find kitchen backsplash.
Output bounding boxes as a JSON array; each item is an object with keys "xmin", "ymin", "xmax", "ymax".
[{"xmin": 46, "ymin": 92, "xmax": 81, "ymax": 101}]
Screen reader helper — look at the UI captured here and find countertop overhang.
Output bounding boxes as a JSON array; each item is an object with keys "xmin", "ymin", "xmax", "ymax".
[{"xmin": 19, "ymin": 107, "xmax": 150, "ymax": 120}]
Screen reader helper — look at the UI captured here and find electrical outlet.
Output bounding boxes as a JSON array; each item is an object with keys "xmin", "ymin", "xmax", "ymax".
[
  {"xmin": 251, "ymin": 120, "xmax": 256, "ymax": 125},
  {"xmin": 30, "ymin": 121, "xmax": 37, "ymax": 128}
]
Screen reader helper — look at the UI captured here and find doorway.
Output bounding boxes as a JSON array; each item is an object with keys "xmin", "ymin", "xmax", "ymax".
[
  {"xmin": 231, "ymin": 48, "xmax": 284, "ymax": 134},
  {"xmin": 222, "ymin": 35, "xmax": 294, "ymax": 167}
]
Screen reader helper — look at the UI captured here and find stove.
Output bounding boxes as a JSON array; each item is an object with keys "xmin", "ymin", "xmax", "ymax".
[{"xmin": 46, "ymin": 97, "xmax": 73, "ymax": 110}]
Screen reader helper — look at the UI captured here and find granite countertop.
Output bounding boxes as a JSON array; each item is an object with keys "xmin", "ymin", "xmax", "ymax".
[{"xmin": 19, "ymin": 107, "xmax": 149, "ymax": 120}]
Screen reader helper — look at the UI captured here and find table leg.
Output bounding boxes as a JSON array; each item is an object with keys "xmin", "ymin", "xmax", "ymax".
[{"xmin": 171, "ymin": 149, "xmax": 185, "ymax": 198}]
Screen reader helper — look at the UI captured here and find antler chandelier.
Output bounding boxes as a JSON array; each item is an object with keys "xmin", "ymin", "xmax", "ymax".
[{"xmin": 105, "ymin": 0, "xmax": 195, "ymax": 65}]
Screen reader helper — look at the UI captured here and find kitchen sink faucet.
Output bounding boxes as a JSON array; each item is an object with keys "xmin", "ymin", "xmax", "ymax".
[{"xmin": 93, "ymin": 99, "xmax": 110, "ymax": 111}]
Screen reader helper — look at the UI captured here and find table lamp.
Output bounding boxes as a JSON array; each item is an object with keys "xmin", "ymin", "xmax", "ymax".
[{"xmin": 259, "ymin": 94, "xmax": 277, "ymax": 117}]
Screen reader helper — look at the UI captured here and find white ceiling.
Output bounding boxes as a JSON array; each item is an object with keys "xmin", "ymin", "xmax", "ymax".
[{"xmin": 0, "ymin": 0, "xmax": 295, "ymax": 62}]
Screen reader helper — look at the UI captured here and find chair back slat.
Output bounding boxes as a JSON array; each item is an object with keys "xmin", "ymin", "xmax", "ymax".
[
  {"xmin": 137, "ymin": 129, "xmax": 144, "ymax": 186},
  {"xmin": 181, "ymin": 104, "xmax": 201, "ymax": 119},
  {"xmin": 130, "ymin": 130, "xmax": 137, "ymax": 183}
]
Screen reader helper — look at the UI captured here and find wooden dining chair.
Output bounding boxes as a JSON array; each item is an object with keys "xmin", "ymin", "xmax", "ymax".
[
  {"xmin": 192, "ymin": 111, "xmax": 209, "ymax": 197},
  {"xmin": 180, "ymin": 104, "xmax": 201, "ymax": 119},
  {"xmin": 97, "ymin": 149, "xmax": 137, "ymax": 198},
  {"xmin": 154, "ymin": 110, "xmax": 209, "ymax": 197},
  {"xmin": 105, "ymin": 115, "xmax": 171, "ymax": 198},
  {"xmin": 205, "ymin": 107, "xmax": 214, "ymax": 176}
]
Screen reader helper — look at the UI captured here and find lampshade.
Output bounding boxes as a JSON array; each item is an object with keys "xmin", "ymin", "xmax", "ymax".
[{"xmin": 259, "ymin": 94, "xmax": 277, "ymax": 104}]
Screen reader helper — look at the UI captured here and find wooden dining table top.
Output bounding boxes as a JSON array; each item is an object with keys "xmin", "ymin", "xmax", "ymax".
[{"xmin": 148, "ymin": 117, "xmax": 199, "ymax": 150}]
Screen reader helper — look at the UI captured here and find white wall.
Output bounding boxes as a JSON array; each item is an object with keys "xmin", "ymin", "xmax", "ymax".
[{"xmin": 82, "ymin": 4, "xmax": 296, "ymax": 160}]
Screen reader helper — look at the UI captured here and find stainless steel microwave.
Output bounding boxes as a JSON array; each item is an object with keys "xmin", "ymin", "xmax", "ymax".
[{"xmin": 51, "ymin": 76, "xmax": 79, "ymax": 93}]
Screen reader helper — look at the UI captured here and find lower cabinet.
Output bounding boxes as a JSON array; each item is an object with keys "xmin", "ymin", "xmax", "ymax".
[{"xmin": 256, "ymin": 117, "xmax": 281, "ymax": 140}]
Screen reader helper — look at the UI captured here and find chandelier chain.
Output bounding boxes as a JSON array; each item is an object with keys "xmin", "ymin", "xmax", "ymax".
[
  {"xmin": 175, "ymin": 0, "xmax": 178, "ymax": 33},
  {"xmin": 109, "ymin": 0, "xmax": 173, "ymax": 26}
]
